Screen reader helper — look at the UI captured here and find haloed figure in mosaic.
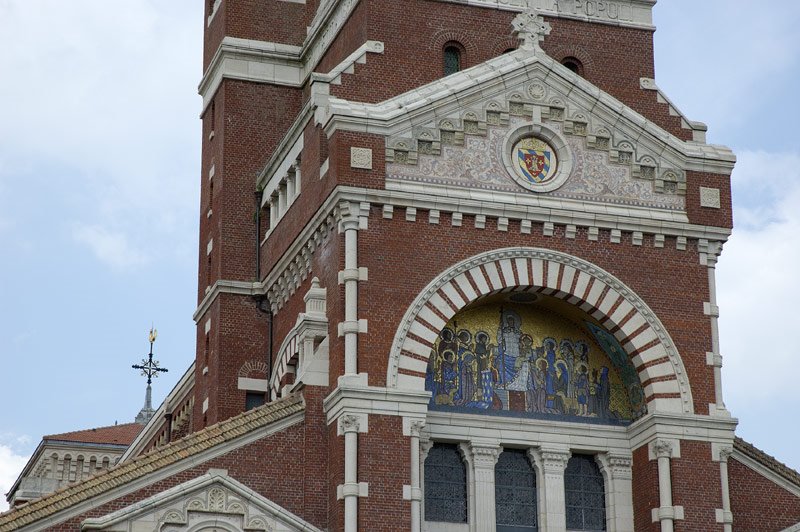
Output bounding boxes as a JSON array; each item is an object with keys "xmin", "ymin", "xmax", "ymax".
[{"xmin": 425, "ymin": 299, "xmax": 647, "ymax": 425}]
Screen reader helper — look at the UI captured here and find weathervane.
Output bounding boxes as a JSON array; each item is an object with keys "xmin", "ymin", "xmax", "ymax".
[{"xmin": 133, "ymin": 327, "xmax": 169, "ymax": 424}]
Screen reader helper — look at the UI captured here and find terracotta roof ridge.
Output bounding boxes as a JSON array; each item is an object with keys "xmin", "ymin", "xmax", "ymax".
[
  {"xmin": 44, "ymin": 422, "xmax": 142, "ymax": 440},
  {"xmin": 733, "ymin": 436, "xmax": 800, "ymax": 488},
  {"xmin": 0, "ymin": 394, "xmax": 305, "ymax": 531}
]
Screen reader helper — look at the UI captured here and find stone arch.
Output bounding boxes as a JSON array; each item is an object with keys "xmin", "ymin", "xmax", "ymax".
[
  {"xmin": 430, "ymin": 29, "xmax": 478, "ymax": 70},
  {"xmin": 386, "ymin": 248, "xmax": 693, "ymax": 414},
  {"xmin": 238, "ymin": 360, "xmax": 268, "ymax": 379},
  {"xmin": 545, "ymin": 43, "xmax": 596, "ymax": 76}
]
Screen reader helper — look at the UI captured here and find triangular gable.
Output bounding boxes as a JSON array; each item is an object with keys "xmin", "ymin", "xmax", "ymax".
[
  {"xmin": 315, "ymin": 43, "xmax": 734, "ymax": 221},
  {"xmin": 81, "ymin": 470, "xmax": 321, "ymax": 532},
  {"xmin": 733, "ymin": 437, "xmax": 800, "ymax": 498},
  {"xmin": 0, "ymin": 395, "xmax": 305, "ymax": 532}
]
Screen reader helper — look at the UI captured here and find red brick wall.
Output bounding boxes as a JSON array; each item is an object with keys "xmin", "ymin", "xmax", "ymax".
[
  {"xmin": 315, "ymin": 0, "xmax": 686, "ymax": 140},
  {"xmin": 729, "ymin": 457, "xmax": 800, "ymax": 531},
  {"xmin": 685, "ymin": 171, "xmax": 733, "ymax": 229},
  {"xmin": 43, "ymin": 407, "xmax": 329, "ymax": 531},
  {"xmin": 356, "ymin": 211, "xmax": 715, "ymax": 410},
  {"xmin": 203, "ymin": 0, "xmax": 321, "ymax": 69},
  {"xmin": 672, "ymin": 441, "xmax": 722, "ymax": 531},
  {"xmin": 632, "ymin": 444, "xmax": 660, "ymax": 532},
  {"xmin": 359, "ymin": 415, "xmax": 411, "ymax": 529},
  {"xmin": 195, "ymin": 78, "xmax": 303, "ymax": 427}
]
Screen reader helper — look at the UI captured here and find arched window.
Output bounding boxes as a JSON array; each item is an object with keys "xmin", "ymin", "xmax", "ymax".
[
  {"xmin": 443, "ymin": 45, "xmax": 462, "ymax": 76},
  {"xmin": 565, "ymin": 454, "xmax": 606, "ymax": 531},
  {"xmin": 424, "ymin": 443, "xmax": 467, "ymax": 523},
  {"xmin": 495, "ymin": 449, "xmax": 538, "ymax": 531},
  {"xmin": 562, "ymin": 56, "xmax": 583, "ymax": 76}
]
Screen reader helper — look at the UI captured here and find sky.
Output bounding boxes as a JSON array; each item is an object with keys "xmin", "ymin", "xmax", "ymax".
[{"xmin": 0, "ymin": 0, "xmax": 799, "ymax": 512}]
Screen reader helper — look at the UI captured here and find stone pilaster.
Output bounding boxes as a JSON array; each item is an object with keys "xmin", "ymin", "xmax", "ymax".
[
  {"xmin": 465, "ymin": 442, "xmax": 501, "ymax": 532},
  {"xmin": 650, "ymin": 439, "xmax": 683, "ymax": 532},
  {"xmin": 531, "ymin": 447, "xmax": 571, "ymax": 531},
  {"xmin": 597, "ymin": 453, "xmax": 634, "ymax": 532}
]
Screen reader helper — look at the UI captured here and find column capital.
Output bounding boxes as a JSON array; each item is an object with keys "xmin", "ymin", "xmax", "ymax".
[
  {"xmin": 713, "ymin": 443, "xmax": 734, "ymax": 463},
  {"xmin": 596, "ymin": 452, "xmax": 633, "ymax": 480},
  {"xmin": 337, "ymin": 201, "xmax": 366, "ymax": 232},
  {"xmin": 539, "ymin": 448, "xmax": 571, "ymax": 472},
  {"xmin": 337, "ymin": 412, "xmax": 368, "ymax": 435},
  {"xmin": 403, "ymin": 417, "xmax": 426, "ymax": 437},
  {"xmin": 650, "ymin": 438, "xmax": 679, "ymax": 460},
  {"xmin": 466, "ymin": 442, "xmax": 502, "ymax": 469},
  {"xmin": 700, "ymin": 239, "xmax": 724, "ymax": 267}
]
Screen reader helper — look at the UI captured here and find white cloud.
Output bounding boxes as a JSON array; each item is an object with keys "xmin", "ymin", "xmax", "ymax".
[
  {"xmin": 717, "ymin": 150, "xmax": 800, "ymax": 408},
  {"xmin": 72, "ymin": 223, "xmax": 149, "ymax": 271},
  {"xmin": 0, "ymin": 0, "xmax": 201, "ymax": 271},
  {"xmin": 654, "ymin": 1, "xmax": 800, "ymax": 147},
  {"xmin": 0, "ymin": 444, "xmax": 30, "ymax": 512}
]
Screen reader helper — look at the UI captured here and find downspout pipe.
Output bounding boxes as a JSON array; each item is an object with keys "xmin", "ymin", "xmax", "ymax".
[{"xmin": 254, "ymin": 188, "xmax": 273, "ymax": 395}]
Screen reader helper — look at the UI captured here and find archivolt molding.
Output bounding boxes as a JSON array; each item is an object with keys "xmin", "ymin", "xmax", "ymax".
[
  {"xmin": 238, "ymin": 360, "xmax": 269, "ymax": 379},
  {"xmin": 386, "ymin": 247, "xmax": 694, "ymax": 414}
]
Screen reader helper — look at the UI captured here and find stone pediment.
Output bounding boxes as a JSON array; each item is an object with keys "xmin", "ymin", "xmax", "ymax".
[
  {"xmin": 318, "ymin": 44, "xmax": 734, "ymax": 219},
  {"xmin": 81, "ymin": 470, "xmax": 321, "ymax": 532}
]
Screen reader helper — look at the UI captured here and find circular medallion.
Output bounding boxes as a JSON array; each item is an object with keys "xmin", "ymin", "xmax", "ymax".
[
  {"xmin": 502, "ymin": 124, "xmax": 572, "ymax": 193},
  {"xmin": 527, "ymin": 82, "xmax": 546, "ymax": 101},
  {"xmin": 512, "ymin": 137, "xmax": 558, "ymax": 186}
]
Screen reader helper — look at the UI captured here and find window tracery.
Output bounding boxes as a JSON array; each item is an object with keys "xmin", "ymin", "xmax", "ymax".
[
  {"xmin": 424, "ymin": 443, "xmax": 468, "ymax": 523},
  {"xmin": 565, "ymin": 454, "xmax": 606, "ymax": 531},
  {"xmin": 444, "ymin": 45, "xmax": 462, "ymax": 76},
  {"xmin": 495, "ymin": 448, "xmax": 538, "ymax": 531}
]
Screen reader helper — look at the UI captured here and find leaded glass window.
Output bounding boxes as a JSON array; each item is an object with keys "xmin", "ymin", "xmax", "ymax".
[
  {"xmin": 424, "ymin": 443, "xmax": 468, "ymax": 523},
  {"xmin": 444, "ymin": 46, "xmax": 461, "ymax": 76},
  {"xmin": 495, "ymin": 449, "xmax": 538, "ymax": 531},
  {"xmin": 565, "ymin": 454, "xmax": 606, "ymax": 531}
]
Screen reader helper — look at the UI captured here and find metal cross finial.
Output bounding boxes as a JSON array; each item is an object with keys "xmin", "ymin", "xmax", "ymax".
[{"xmin": 132, "ymin": 327, "xmax": 168, "ymax": 385}]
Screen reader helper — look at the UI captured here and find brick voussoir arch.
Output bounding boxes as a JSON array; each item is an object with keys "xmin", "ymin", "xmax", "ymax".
[{"xmin": 386, "ymin": 247, "xmax": 693, "ymax": 415}]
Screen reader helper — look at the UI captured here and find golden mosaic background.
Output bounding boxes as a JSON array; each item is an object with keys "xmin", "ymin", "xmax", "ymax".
[{"xmin": 426, "ymin": 300, "xmax": 636, "ymax": 423}]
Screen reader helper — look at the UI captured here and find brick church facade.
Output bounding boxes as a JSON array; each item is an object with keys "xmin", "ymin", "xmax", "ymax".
[{"xmin": 3, "ymin": 0, "xmax": 800, "ymax": 530}]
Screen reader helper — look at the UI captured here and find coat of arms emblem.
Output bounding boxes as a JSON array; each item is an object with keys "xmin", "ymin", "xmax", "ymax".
[{"xmin": 514, "ymin": 137, "xmax": 557, "ymax": 185}]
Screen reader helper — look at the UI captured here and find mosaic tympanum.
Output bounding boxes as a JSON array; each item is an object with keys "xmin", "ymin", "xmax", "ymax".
[{"xmin": 425, "ymin": 295, "xmax": 646, "ymax": 425}]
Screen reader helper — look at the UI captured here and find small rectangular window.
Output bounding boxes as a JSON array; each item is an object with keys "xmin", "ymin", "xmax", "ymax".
[{"xmin": 245, "ymin": 391, "xmax": 266, "ymax": 410}]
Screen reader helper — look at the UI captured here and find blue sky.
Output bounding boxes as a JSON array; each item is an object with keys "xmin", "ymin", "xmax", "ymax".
[{"xmin": 1, "ymin": 0, "xmax": 798, "ymax": 511}]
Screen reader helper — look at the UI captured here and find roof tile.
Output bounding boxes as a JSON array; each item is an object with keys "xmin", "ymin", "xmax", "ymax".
[
  {"xmin": 0, "ymin": 394, "xmax": 304, "ymax": 531},
  {"xmin": 734, "ymin": 437, "xmax": 800, "ymax": 488},
  {"xmin": 44, "ymin": 423, "xmax": 144, "ymax": 446}
]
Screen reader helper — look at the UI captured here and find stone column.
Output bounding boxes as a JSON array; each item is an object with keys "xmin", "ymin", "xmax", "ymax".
[
  {"xmin": 404, "ymin": 418, "xmax": 426, "ymax": 532},
  {"xmin": 337, "ymin": 413, "xmax": 368, "ymax": 532},
  {"xmin": 286, "ymin": 171, "xmax": 295, "ymax": 202},
  {"xmin": 650, "ymin": 439, "xmax": 683, "ymax": 532},
  {"xmin": 269, "ymin": 195, "xmax": 277, "ymax": 228},
  {"xmin": 532, "ymin": 447, "xmax": 571, "ymax": 531},
  {"xmin": 702, "ymin": 241, "xmax": 728, "ymax": 416},
  {"xmin": 278, "ymin": 181, "xmax": 287, "ymax": 215},
  {"xmin": 419, "ymin": 439, "xmax": 434, "ymax": 525},
  {"xmin": 337, "ymin": 202, "xmax": 368, "ymax": 382},
  {"xmin": 466, "ymin": 442, "xmax": 501, "ymax": 532},
  {"xmin": 596, "ymin": 453, "xmax": 634, "ymax": 532},
  {"xmin": 715, "ymin": 445, "xmax": 734, "ymax": 532}
]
